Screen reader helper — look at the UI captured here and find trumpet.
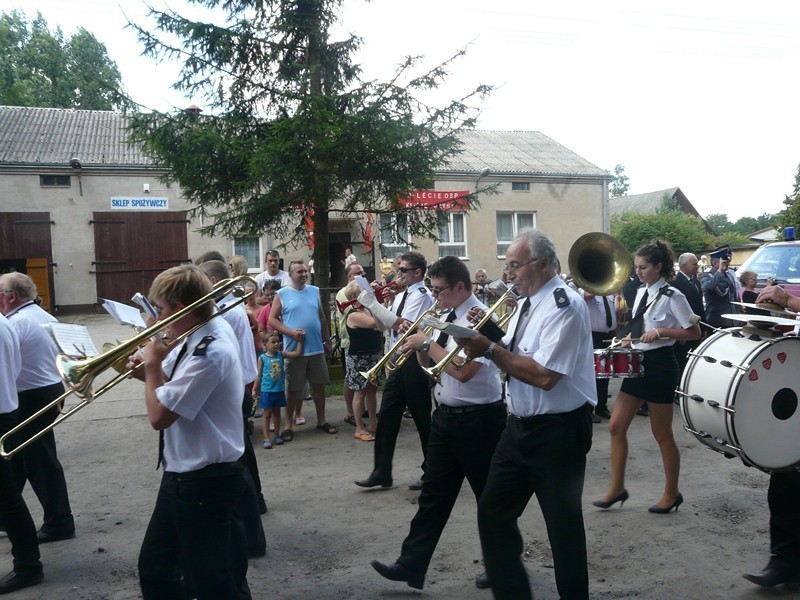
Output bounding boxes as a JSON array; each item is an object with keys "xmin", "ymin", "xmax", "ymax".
[
  {"xmin": 359, "ymin": 303, "xmax": 441, "ymax": 383},
  {"xmin": 0, "ymin": 275, "xmax": 257, "ymax": 460},
  {"xmin": 336, "ymin": 281, "xmax": 399, "ymax": 313},
  {"xmin": 423, "ymin": 287, "xmax": 519, "ymax": 384}
]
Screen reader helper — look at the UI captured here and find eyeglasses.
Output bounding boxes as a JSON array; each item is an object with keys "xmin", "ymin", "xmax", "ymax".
[
  {"xmin": 398, "ymin": 267, "xmax": 419, "ymax": 273},
  {"xmin": 430, "ymin": 284, "xmax": 454, "ymax": 294},
  {"xmin": 503, "ymin": 257, "xmax": 540, "ymax": 275}
]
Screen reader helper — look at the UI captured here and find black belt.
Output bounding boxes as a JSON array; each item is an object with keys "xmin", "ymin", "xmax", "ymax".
[
  {"xmin": 437, "ymin": 400, "xmax": 505, "ymax": 415},
  {"xmin": 510, "ymin": 403, "xmax": 590, "ymax": 423},
  {"xmin": 165, "ymin": 461, "xmax": 240, "ymax": 482}
]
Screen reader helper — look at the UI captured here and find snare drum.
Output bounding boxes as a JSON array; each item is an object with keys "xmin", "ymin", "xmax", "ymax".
[
  {"xmin": 594, "ymin": 348, "xmax": 644, "ymax": 379},
  {"xmin": 679, "ymin": 329, "xmax": 800, "ymax": 472}
]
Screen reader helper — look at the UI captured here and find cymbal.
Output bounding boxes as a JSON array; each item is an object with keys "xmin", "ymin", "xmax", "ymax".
[
  {"xmin": 731, "ymin": 301, "xmax": 797, "ymax": 318},
  {"xmin": 723, "ymin": 314, "xmax": 799, "ymax": 328}
]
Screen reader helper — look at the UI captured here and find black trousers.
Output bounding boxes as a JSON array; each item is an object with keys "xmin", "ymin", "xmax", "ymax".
[
  {"xmin": 138, "ymin": 462, "xmax": 250, "ymax": 600},
  {"xmin": 478, "ymin": 406, "xmax": 593, "ymax": 600},
  {"xmin": 0, "ymin": 412, "xmax": 41, "ymax": 576},
  {"xmin": 12, "ymin": 382, "xmax": 74, "ymax": 534},
  {"xmin": 397, "ymin": 401, "xmax": 507, "ymax": 577},
  {"xmin": 768, "ymin": 470, "xmax": 800, "ymax": 572},
  {"xmin": 591, "ymin": 332, "xmax": 610, "ymax": 411},
  {"xmin": 370, "ymin": 357, "xmax": 432, "ymax": 481}
]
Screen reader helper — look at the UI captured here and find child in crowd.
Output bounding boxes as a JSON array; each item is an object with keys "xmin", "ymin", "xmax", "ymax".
[
  {"xmin": 256, "ymin": 280, "xmax": 281, "ymax": 337},
  {"xmin": 253, "ymin": 330, "xmax": 303, "ymax": 448}
]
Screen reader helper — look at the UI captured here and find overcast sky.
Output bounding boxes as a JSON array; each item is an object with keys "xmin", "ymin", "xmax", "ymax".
[{"xmin": 10, "ymin": 0, "xmax": 800, "ymax": 223}]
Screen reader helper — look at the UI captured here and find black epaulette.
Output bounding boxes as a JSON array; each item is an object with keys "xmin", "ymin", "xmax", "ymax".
[
  {"xmin": 658, "ymin": 285, "xmax": 675, "ymax": 297},
  {"xmin": 554, "ymin": 288, "xmax": 570, "ymax": 308},
  {"xmin": 193, "ymin": 335, "xmax": 215, "ymax": 356},
  {"xmin": 419, "ymin": 287, "xmax": 428, "ymax": 294}
]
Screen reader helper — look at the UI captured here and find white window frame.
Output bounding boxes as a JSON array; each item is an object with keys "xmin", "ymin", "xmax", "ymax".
[
  {"xmin": 496, "ymin": 212, "xmax": 536, "ymax": 258},
  {"xmin": 438, "ymin": 211, "xmax": 468, "ymax": 258},
  {"xmin": 379, "ymin": 213, "xmax": 410, "ymax": 257},
  {"xmin": 232, "ymin": 236, "xmax": 263, "ymax": 273}
]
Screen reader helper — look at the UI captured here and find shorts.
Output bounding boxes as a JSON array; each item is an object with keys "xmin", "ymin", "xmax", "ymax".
[
  {"xmin": 345, "ymin": 352, "xmax": 384, "ymax": 391},
  {"xmin": 620, "ymin": 345, "xmax": 678, "ymax": 404},
  {"xmin": 284, "ymin": 353, "xmax": 330, "ymax": 392},
  {"xmin": 259, "ymin": 391, "xmax": 287, "ymax": 410}
]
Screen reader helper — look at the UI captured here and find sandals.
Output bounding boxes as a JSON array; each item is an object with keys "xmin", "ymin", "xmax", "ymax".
[
  {"xmin": 316, "ymin": 422, "xmax": 338, "ymax": 434},
  {"xmin": 279, "ymin": 429, "xmax": 294, "ymax": 442},
  {"xmin": 262, "ymin": 440, "xmax": 272, "ymax": 449},
  {"xmin": 295, "ymin": 416, "xmax": 306, "ymax": 426},
  {"xmin": 273, "ymin": 435, "xmax": 284, "ymax": 446},
  {"xmin": 354, "ymin": 431, "xmax": 375, "ymax": 442},
  {"xmin": 343, "ymin": 415, "xmax": 357, "ymax": 427}
]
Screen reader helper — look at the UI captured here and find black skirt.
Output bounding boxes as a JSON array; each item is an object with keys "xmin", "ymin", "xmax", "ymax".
[{"xmin": 620, "ymin": 345, "xmax": 678, "ymax": 404}]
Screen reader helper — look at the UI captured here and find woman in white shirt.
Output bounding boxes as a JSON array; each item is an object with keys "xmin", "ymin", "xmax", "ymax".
[{"xmin": 593, "ymin": 238, "xmax": 700, "ymax": 514}]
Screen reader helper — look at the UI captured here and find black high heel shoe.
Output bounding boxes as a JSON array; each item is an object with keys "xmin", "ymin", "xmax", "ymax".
[
  {"xmin": 592, "ymin": 489, "xmax": 629, "ymax": 509},
  {"xmin": 648, "ymin": 493, "xmax": 684, "ymax": 514}
]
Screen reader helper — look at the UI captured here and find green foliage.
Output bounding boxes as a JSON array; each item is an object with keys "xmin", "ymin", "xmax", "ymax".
[
  {"xmin": 716, "ymin": 231, "xmax": 751, "ymax": 247},
  {"xmin": 609, "ymin": 163, "xmax": 629, "ymax": 198},
  {"xmin": 0, "ymin": 10, "xmax": 129, "ymax": 110},
  {"xmin": 779, "ymin": 162, "xmax": 800, "ymax": 231},
  {"xmin": 127, "ymin": 0, "xmax": 491, "ymax": 289},
  {"xmin": 611, "ymin": 210, "xmax": 707, "ymax": 257}
]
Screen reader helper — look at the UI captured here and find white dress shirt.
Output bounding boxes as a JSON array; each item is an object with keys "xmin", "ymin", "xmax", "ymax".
[
  {"xmin": 631, "ymin": 279, "xmax": 695, "ymax": 352},
  {"xmin": 5, "ymin": 301, "xmax": 61, "ymax": 391},
  {"xmin": 0, "ymin": 314, "xmax": 21, "ymax": 414}
]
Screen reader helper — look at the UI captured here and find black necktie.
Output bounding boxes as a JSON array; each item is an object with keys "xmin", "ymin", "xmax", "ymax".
[
  {"xmin": 630, "ymin": 290, "xmax": 649, "ymax": 338},
  {"xmin": 435, "ymin": 309, "xmax": 458, "ymax": 347},
  {"xmin": 602, "ymin": 296, "xmax": 612, "ymax": 329},
  {"xmin": 508, "ymin": 298, "xmax": 531, "ymax": 353},
  {"xmin": 395, "ymin": 289, "xmax": 409, "ymax": 317},
  {"xmin": 157, "ymin": 342, "xmax": 188, "ymax": 470}
]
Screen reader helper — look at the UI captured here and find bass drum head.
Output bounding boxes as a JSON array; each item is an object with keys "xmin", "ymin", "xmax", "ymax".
[{"xmin": 733, "ymin": 335, "xmax": 800, "ymax": 471}]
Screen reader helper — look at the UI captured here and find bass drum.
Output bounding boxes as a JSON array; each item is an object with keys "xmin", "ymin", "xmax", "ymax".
[{"xmin": 679, "ymin": 329, "xmax": 800, "ymax": 472}]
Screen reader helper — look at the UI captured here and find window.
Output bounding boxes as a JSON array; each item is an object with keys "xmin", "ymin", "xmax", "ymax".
[
  {"xmin": 233, "ymin": 236, "xmax": 261, "ymax": 271},
  {"xmin": 438, "ymin": 212, "xmax": 467, "ymax": 258},
  {"xmin": 496, "ymin": 212, "xmax": 535, "ymax": 257},
  {"xmin": 40, "ymin": 175, "xmax": 71, "ymax": 187},
  {"xmin": 379, "ymin": 213, "xmax": 409, "ymax": 257},
  {"xmin": 511, "ymin": 181, "xmax": 530, "ymax": 192}
]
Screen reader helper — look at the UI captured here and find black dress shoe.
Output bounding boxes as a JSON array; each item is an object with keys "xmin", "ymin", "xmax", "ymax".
[
  {"xmin": 0, "ymin": 570, "xmax": 44, "ymax": 594},
  {"xmin": 37, "ymin": 529, "xmax": 75, "ymax": 543},
  {"xmin": 475, "ymin": 571, "xmax": 491, "ymax": 589},
  {"xmin": 371, "ymin": 560, "xmax": 424, "ymax": 590},
  {"xmin": 595, "ymin": 407, "xmax": 612, "ymax": 419},
  {"xmin": 648, "ymin": 493, "xmax": 683, "ymax": 514},
  {"xmin": 592, "ymin": 489, "xmax": 629, "ymax": 509},
  {"xmin": 743, "ymin": 566, "xmax": 800, "ymax": 589},
  {"xmin": 590, "ymin": 412, "xmax": 601, "ymax": 423},
  {"xmin": 355, "ymin": 475, "xmax": 392, "ymax": 488},
  {"xmin": 408, "ymin": 479, "xmax": 423, "ymax": 491}
]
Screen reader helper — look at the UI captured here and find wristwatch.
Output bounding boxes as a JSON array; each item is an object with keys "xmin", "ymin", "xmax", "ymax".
[
  {"xmin": 483, "ymin": 341, "xmax": 496, "ymax": 360},
  {"xmin": 421, "ymin": 340, "xmax": 432, "ymax": 352}
]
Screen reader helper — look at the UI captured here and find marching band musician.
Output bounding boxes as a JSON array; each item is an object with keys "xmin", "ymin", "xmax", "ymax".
[
  {"xmin": 369, "ymin": 256, "xmax": 506, "ymax": 591},
  {"xmin": 354, "ymin": 251, "xmax": 434, "ymax": 491},
  {"xmin": 456, "ymin": 229, "xmax": 595, "ymax": 600},
  {"xmin": 0, "ymin": 312, "xmax": 43, "ymax": 594},
  {"xmin": 134, "ymin": 265, "xmax": 250, "ymax": 599},
  {"xmin": 578, "ymin": 287, "xmax": 618, "ymax": 422},
  {"xmin": 593, "ymin": 239, "xmax": 700, "ymax": 515},
  {"xmin": 742, "ymin": 283, "xmax": 800, "ymax": 589}
]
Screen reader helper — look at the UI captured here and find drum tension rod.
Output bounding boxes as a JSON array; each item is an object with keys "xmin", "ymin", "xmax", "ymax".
[
  {"xmin": 674, "ymin": 390, "xmax": 704, "ymax": 402},
  {"xmin": 706, "ymin": 400, "xmax": 735, "ymax": 414},
  {"xmin": 718, "ymin": 360, "xmax": 747, "ymax": 371}
]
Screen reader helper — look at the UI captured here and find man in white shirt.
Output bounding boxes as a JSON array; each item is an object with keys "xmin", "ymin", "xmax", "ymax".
[
  {"xmin": 458, "ymin": 229, "xmax": 595, "ymax": 600},
  {"xmin": 0, "ymin": 273, "xmax": 75, "ymax": 543},
  {"xmin": 255, "ymin": 250, "xmax": 291, "ymax": 305},
  {"xmin": 370, "ymin": 256, "xmax": 506, "ymax": 591},
  {"xmin": 0, "ymin": 312, "xmax": 43, "ymax": 593},
  {"xmin": 579, "ymin": 289, "xmax": 617, "ymax": 421},
  {"xmin": 136, "ymin": 265, "xmax": 250, "ymax": 599}
]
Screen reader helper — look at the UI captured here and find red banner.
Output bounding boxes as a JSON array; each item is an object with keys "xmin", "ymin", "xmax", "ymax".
[{"xmin": 398, "ymin": 190, "xmax": 470, "ymax": 210}]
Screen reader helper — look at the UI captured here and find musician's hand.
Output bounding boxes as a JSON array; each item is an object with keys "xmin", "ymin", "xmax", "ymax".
[
  {"xmin": 397, "ymin": 318, "xmax": 413, "ymax": 334},
  {"xmin": 142, "ymin": 335, "xmax": 180, "ymax": 365},
  {"xmin": 620, "ymin": 336, "xmax": 632, "ymax": 348},
  {"xmin": 456, "ymin": 333, "xmax": 490, "ymax": 359},
  {"xmin": 757, "ymin": 284, "xmax": 789, "ymax": 307},
  {"xmin": 466, "ymin": 307, "xmax": 484, "ymax": 326},
  {"xmin": 640, "ymin": 329, "xmax": 660, "ymax": 344},
  {"xmin": 400, "ymin": 332, "xmax": 430, "ymax": 353},
  {"xmin": 126, "ymin": 352, "xmax": 146, "ymax": 381}
]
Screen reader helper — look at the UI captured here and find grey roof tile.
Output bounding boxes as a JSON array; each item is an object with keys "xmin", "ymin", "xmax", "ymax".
[{"xmin": 0, "ymin": 107, "xmax": 608, "ymax": 178}]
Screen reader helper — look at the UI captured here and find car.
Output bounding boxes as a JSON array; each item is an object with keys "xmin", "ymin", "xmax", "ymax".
[{"xmin": 737, "ymin": 227, "xmax": 800, "ymax": 297}]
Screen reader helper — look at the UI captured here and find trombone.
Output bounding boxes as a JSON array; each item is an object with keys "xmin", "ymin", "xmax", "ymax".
[
  {"xmin": 359, "ymin": 303, "xmax": 441, "ymax": 383},
  {"xmin": 0, "ymin": 275, "xmax": 257, "ymax": 460},
  {"xmin": 423, "ymin": 286, "xmax": 519, "ymax": 384}
]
